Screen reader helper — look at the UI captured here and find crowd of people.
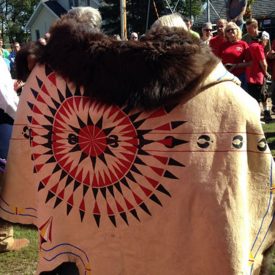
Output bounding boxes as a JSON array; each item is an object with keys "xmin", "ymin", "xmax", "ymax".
[{"xmin": 1, "ymin": 6, "xmax": 275, "ymax": 275}]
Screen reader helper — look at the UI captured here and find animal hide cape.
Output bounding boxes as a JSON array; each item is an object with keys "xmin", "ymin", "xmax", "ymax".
[{"xmin": 0, "ymin": 29, "xmax": 275, "ymax": 275}]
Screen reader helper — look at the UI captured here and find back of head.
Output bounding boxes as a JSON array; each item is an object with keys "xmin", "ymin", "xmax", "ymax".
[
  {"xmin": 66, "ymin": 7, "xmax": 102, "ymax": 30},
  {"xmin": 150, "ymin": 13, "xmax": 187, "ymax": 31}
]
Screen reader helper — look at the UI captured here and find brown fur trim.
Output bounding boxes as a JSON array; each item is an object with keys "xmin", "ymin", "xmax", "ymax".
[{"xmin": 39, "ymin": 20, "xmax": 219, "ymax": 110}]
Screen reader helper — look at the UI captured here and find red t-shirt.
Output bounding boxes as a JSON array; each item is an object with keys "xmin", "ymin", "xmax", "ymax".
[
  {"xmin": 209, "ymin": 35, "xmax": 226, "ymax": 57},
  {"xmin": 219, "ymin": 40, "xmax": 249, "ymax": 76},
  {"xmin": 246, "ymin": 41, "xmax": 265, "ymax": 85}
]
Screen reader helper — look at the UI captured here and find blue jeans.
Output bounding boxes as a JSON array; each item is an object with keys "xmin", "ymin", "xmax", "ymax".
[{"xmin": 0, "ymin": 124, "xmax": 13, "ymax": 159}]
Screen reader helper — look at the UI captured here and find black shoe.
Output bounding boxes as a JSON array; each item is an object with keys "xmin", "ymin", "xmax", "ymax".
[
  {"xmin": 272, "ymin": 105, "xmax": 275, "ymax": 114},
  {"xmin": 264, "ymin": 110, "xmax": 272, "ymax": 123}
]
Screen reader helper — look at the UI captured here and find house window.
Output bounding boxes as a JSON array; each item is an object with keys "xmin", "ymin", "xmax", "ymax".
[
  {"xmin": 71, "ymin": 0, "xmax": 91, "ymax": 7},
  {"xmin": 35, "ymin": 30, "xmax": 40, "ymax": 40}
]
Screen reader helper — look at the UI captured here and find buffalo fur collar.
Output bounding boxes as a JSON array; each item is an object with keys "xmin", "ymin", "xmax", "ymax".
[{"xmin": 38, "ymin": 19, "xmax": 219, "ymax": 110}]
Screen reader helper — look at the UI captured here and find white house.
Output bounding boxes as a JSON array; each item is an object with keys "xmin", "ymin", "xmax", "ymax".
[{"xmin": 26, "ymin": 0, "xmax": 101, "ymax": 41}]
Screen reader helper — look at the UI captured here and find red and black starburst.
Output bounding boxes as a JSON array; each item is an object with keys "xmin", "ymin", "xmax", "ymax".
[{"xmin": 24, "ymin": 65, "xmax": 188, "ymax": 227}]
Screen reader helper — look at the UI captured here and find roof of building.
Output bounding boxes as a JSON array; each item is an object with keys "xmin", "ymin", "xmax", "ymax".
[
  {"xmin": 26, "ymin": 0, "xmax": 67, "ymax": 29},
  {"xmin": 195, "ymin": 0, "xmax": 275, "ymax": 25},
  {"xmin": 44, "ymin": 0, "xmax": 67, "ymax": 17}
]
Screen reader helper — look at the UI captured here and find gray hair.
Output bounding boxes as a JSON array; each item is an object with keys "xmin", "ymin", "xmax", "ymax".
[
  {"xmin": 150, "ymin": 13, "xmax": 187, "ymax": 31},
  {"xmin": 66, "ymin": 7, "xmax": 102, "ymax": 30}
]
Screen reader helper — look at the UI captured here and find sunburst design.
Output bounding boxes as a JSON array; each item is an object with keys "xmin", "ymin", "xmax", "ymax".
[{"xmin": 25, "ymin": 65, "xmax": 188, "ymax": 227}]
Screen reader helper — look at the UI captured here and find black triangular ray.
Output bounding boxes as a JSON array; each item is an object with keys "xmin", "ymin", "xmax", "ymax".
[
  {"xmin": 52, "ymin": 163, "xmax": 61, "ymax": 174},
  {"xmin": 126, "ymin": 171, "xmax": 137, "ymax": 183},
  {"xmin": 67, "ymin": 204, "xmax": 72, "ymax": 215},
  {"xmin": 43, "ymin": 141, "xmax": 52, "ymax": 149},
  {"xmin": 122, "ymin": 105, "xmax": 131, "ymax": 114},
  {"xmin": 164, "ymin": 103, "xmax": 178, "ymax": 113},
  {"xmin": 93, "ymin": 214, "xmax": 101, "ymax": 227},
  {"xmin": 66, "ymin": 85, "xmax": 73, "ymax": 98},
  {"xmin": 114, "ymin": 182, "xmax": 123, "ymax": 193},
  {"xmin": 45, "ymin": 64, "xmax": 53, "ymax": 76},
  {"xmin": 133, "ymin": 119, "xmax": 146, "ymax": 129},
  {"xmin": 139, "ymin": 137, "xmax": 154, "ymax": 147},
  {"xmin": 42, "ymin": 125, "xmax": 52, "ymax": 132},
  {"xmin": 130, "ymin": 209, "xmax": 140, "ymax": 221},
  {"xmin": 77, "ymin": 116, "xmax": 86, "ymax": 129},
  {"xmin": 156, "ymin": 184, "xmax": 171, "ymax": 197},
  {"xmin": 80, "ymin": 210, "xmax": 85, "ymax": 222},
  {"xmin": 104, "ymin": 147, "xmax": 115, "ymax": 157},
  {"xmin": 107, "ymin": 185, "xmax": 114, "ymax": 197},
  {"xmin": 46, "ymin": 156, "xmax": 56, "ymax": 164},
  {"xmin": 44, "ymin": 149, "xmax": 53, "ymax": 155},
  {"xmin": 36, "ymin": 76, "xmax": 43, "ymax": 88},
  {"xmin": 74, "ymin": 86, "xmax": 81, "ymax": 96},
  {"xmin": 65, "ymin": 175, "xmax": 73, "ymax": 187},
  {"xmin": 137, "ymin": 129, "xmax": 152, "ymax": 136},
  {"xmin": 164, "ymin": 170, "xmax": 178, "ymax": 179},
  {"xmin": 45, "ymin": 104, "xmax": 55, "ymax": 116},
  {"xmin": 69, "ymin": 144, "xmax": 81, "ymax": 153},
  {"xmin": 57, "ymin": 89, "xmax": 65, "ymax": 102},
  {"xmin": 168, "ymin": 158, "xmax": 185, "ymax": 167},
  {"xmin": 134, "ymin": 156, "xmax": 146, "ymax": 165},
  {"xmin": 140, "ymin": 202, "xmax": 152, "ymax": 215},
  {"xmin": 138, "ymin": 148, "xmax": 150, "ymax": 155},
  {"xmin": 91, "ymin": 156, "xmax": 96, "ymax": 170},
  {"xmin": 131, "ymin": 165, "xmax": 142, "ymax": 175},
  {"xmin": 27, "ymin": 101, "xmax": 34, "ymax": 110},
  {"xmin": 45, "ymin": 191, "xmax": 55, "ymax": 203},
  {"xmin": 120, "ymin": 178, "xmax": 130, "ymax": 189},
  {"xmin": 109, "ymin": 215, "xmax": 117, "ymax": 227},
  {"xmin": 98, "ymin": 153, "xmax": 107, "ymax": 166},
  {"xmin": 87, "ymin": 114, "xmax": 93, "ymax": 126},
  {"xmin": 59, "ymin": 170, "xmax": 67, "ymax": 181},
  {"xmin": 33, "ymin": 166, "xmax": 37, "ymax": 173},
  {"xmin": 51, "ymin": 98, "xmax": 61, "ymax": 109},
  {"xmin": 83, "ymin": 185, "xmax": 89, "ymax": 196},
  {"xmin": 31, "ymin": 88, "xmax": 38, "ymax": 98},
  {"xmin": 73, "ymin": 180, "xmax": 81, "ymax": 191},
  {"xmin": 96, "ymin": 117, "xmax": 103, "ymax": 129},
  {"xmin": 100, "ymin": 187, "xmax": 107, "ymax": 199},
  {"xmin": 38, "ymin": 182, "xmax": 45, "ymax": 191},
  {"xmin": 41, "ymin": 131, "xmax": 51, "ymax": 140},
  {"xmin": 129, "ymin": 112, "xmax": 142, "ymax": 122},
  {"xmin": 149, "ymin": 194, "xmax": 163, "ymax": 206},
  {"xmin": 69, "ymin": 124, "xmax": 80, "ymax": 134},
  {"xmin": 92, "ymin": 188, "xmax": 99, "ymax": 199},
  {"xmin": 79, "ymin": 152, "xmax": 87, "ymax": 164},
  {"xmin": 120, "ymin": 212, "xmax": 129, "ymax": 225},
  {"xmin": 104, "ymin": 126, "xmax": 115, "ymax": 136},
  {"xmin": 44, "ymin": 115, "xmax": 54, "ymax": 124},
  {"xmin": 27, "ymin": 116, "xmax": 32, "ymax": 123},
  {"xmin": 171, "ymin": 121, "xmax": 186, "ymax": 129},
  {"xmin": 54, "ymin": 197, "xmax": 62, "ymax": 208}
]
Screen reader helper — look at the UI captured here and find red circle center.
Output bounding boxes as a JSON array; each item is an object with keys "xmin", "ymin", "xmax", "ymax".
[{"xmin": 78, "ymin": 125, "xmax": 106, "ymax": 157}]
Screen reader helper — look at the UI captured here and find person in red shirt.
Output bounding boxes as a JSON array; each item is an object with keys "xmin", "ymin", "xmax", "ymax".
[
  {"xmin": 219, "ymin": 21, "xmax": 250, "ymax": 90},
  {"xmin": 209, "ymin": 18, "xmax": 227, "ymax": 57},
  {"xmin": 246, "ymin": 31, "xmax": 272, "ymax": 122}
]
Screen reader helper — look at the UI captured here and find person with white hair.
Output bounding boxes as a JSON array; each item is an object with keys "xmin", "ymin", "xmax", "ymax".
[
  {"xmin": 150, "ymin": 13, "xmax": 187, "ymax": 30},
  {"xmin": 201, "ymin": 22, "xmax": 213, "ymax": 45}
]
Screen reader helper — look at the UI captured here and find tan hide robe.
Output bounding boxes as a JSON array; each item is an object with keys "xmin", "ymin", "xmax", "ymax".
[{"xmin": 0, "ymin": 62, "xmax": 275, "ymax": 275}]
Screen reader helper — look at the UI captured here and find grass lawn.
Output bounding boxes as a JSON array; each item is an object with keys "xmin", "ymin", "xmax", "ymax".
[{"xmin": 0, "ymin": 121, "xmax": 275, "ymax": 274}]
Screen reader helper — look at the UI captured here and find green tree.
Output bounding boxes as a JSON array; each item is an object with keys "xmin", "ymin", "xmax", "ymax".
[
  {"xmin": 100, "ymin": 0, "xmax": 206, "ymax": 37},
  {"xmin": 0, "ymin": 0, "xmax": 40, "ymax": 44}
]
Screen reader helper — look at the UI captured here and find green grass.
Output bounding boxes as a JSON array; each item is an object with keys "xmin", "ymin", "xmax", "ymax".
[
  {"xmin": 0, "ymin": 122, "xmax": 274, "ymax": 275},
  {"xmin": 0, "ymin": 224, "xmax": 38, "ymax": 275}
]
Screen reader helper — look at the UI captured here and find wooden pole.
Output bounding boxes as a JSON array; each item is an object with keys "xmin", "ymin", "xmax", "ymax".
[{"xmin": 120, "ymin": 0, "xmax": 127, "ymax": 40}]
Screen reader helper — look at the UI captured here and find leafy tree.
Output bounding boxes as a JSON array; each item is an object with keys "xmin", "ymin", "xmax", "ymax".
[
  {"xmin": 100, "ymin": 0, "xmax": 206, "ymax": 37},
  {"xmin": 0, "ymin": 0, "xmax": 40, "ymax": 44}
]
